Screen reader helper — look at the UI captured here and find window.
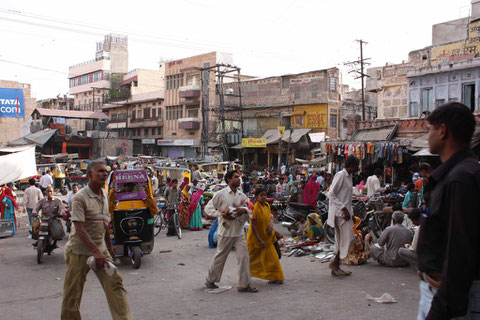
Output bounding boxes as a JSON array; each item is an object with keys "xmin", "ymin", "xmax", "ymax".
[
  {"xmin": 435, "ymin": 99, "xmax": 445, "ymax": 108},
  {"xmin": 330, "ymin": 114, "xmax": 337, "ymax": 128},
  {"xmin": 186, "ymin": 108, "xmax": 198, "ymax": 118},
  {"xmin": 144, "ymin": 128, "xmax": 149, "ymax": 136},
  {"xmin": 294, "ymin": 86, "xmax": 300, "ymax": 99},
  {"xmin": 409, "ymin": 102, "xmax": 419, "ymax": 117},
  {"xmin": 137, "ymin": 128, "xmax": 141, "ymax": 136},
  {"xmin": 189, "ymin": 131, "xmax": 195, "ymax": 135},
  {"xmin": 172, "ymin": 132, "xmax": 177, "ymax": 136},
  {"xmin": 111, "ymin": 113, "xmax": 117, "ymax": 121},
  {"xmin": 158, "ymin": 108, "xmax": 162, "ymax": 120},
  {"xmin": 329, "ymin": 77, "xmax": 336, "ymax": 91},
  {"xmin": 131, "ymin": 110, "xmax": 136, "ymax": 120},
  {"xmin": 152, "ymin": 108, "xmax": 156, "ymax": 119},
  {"xmin": 144, "ymin": 107, "xmax": 151, "ymax": 119},
  {"xmin": 421, "ymin": 88, "xmax": 433, "ymax": 113},
  {"xmin": 152, "ymin": 128, "xmax": 156, "ymax": 135},
  {"xmin": 158, "ymin": 127, "xmax": 163, "ymax": 137},
  {"xmin": 462, "ymin": 83, "xmax": 476, "ymax": 112}
]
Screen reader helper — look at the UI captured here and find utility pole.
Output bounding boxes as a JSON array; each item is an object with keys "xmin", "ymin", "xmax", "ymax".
[
  {"xmin": 344, "ymin": 39, "xmax": 371, "ymax": 121},
  {"xmin": 277, "ymin": 113, "xmax": 282, "ymax": 173}
]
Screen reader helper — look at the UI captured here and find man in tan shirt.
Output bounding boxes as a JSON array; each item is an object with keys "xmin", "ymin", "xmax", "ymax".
[
  {"xmin": 61, "ymin": 160, "xmax": 132, "ymax": 320},
  {"xmin": 23, "ymin": 178, "xmax": 43, "ymax": 227},
  {"xmin": 205, "ymin": 171, "xmax": 256, "ymax": 292}
]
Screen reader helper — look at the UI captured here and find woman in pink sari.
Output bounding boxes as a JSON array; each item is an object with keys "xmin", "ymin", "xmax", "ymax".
[
  {"xmin": 303, "ymin": 176, "xmax": 320, "ymax": 208},
  {"xmin": 188, "ymin": 189, "xmax": 204, "ymax": 231}
]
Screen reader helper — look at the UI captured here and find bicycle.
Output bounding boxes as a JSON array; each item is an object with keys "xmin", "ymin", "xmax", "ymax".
[
  {"xmin": 153, "ymin": 205, "xmax": 167, "ymax": 237},
  {"xmin": 160, "ymin": 203, "xmax": 182, "ymax": 239}
]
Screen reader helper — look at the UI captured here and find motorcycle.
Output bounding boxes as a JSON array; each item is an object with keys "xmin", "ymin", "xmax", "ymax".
[
  {"xmin": 62, "ymin": 201, "xmax": 72, "ymax": 233},
  {"xmin": 35, "ymin": 215, "xmax": 64, "ymax": 264}
]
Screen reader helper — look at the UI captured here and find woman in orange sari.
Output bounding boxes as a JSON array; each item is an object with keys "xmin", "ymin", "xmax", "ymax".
[
  {"xmin": 247, "ymin": 188, "xmax": 284, "ymax": 284},
  {"xmin": 179, "ymin": 184, "xmax": 191, "ymax": 228}
]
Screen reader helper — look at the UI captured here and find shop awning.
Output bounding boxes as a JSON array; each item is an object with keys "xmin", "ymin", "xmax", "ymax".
[
  {"xmin": 8, "ymin": 129, "xmax": 57, "ymax": 147},
  {"xmin": 351, "ymin": 125, "xmax": 397, "ymax": 142},
  {"xmin": 156, "ymin": 139, "xmax": 199, "ymax": 147},
  {"xmin": 295, "ymin": 155, "xmax": 327, "ymax": 165},
  {"xmin": 262, "ymin": 128, "xmax": 311, "ymax": 145},
  {"xmin": 413, "ymin": 148, "xmax": 437, "ymax": 157},
  {"xmin": 407, "ymin": 134, "xmax": 429, "ymax": 151}
]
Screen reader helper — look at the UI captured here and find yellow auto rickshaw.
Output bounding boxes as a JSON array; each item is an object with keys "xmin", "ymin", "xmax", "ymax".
[{"xmin": 108, "ymin": 169, "xmax": 158, "ymax": 269}]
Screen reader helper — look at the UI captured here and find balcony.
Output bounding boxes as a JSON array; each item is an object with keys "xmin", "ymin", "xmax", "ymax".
[
  {"xmin": 178, "ymin": 117, "xmax": 200, "ymax": 130},
  {"xmin": 128, "ymin": 117, "xmax": 163, "ymax": 128},
  {"xmin": 179, "ymin": 84, "xmax": 201, "ymax": 98}
]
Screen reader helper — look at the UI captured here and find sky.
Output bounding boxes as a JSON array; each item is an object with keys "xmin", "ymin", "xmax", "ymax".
[{"xmin": 0, "ymin": 0, "xmax": 472, "ymax": 99}]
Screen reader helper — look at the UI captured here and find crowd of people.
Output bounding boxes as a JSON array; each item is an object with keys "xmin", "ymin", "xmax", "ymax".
[{"xmin": 1, "ymin": 102, "xmax": 479, "ymax": 320}]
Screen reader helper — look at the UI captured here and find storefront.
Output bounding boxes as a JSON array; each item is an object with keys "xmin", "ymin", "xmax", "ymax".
[{"xmin": 156, "ymin": 139, "xmax": 199, "ymax": 159}]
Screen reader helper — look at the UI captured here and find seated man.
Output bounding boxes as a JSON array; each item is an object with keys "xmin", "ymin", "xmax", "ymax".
[
  {"xmin": 289, "ymin": 214, "xmax": 307, "ymax": 238},
  {"xmin": 398, "ymin": 209, "xmax": 422, "ymax": 269},
  {"xmin": 370, "ymin": 211, "xmax": 413, "ymax": 267}
]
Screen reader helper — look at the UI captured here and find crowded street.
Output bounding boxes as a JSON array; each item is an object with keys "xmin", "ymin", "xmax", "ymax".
[
  {"xmin": 2, "ymin": 1, "xmax": 480, "ymax": 319},
  {"xmin": 1, "ymin": 191, "xmax": 419, "ymax": 320}
]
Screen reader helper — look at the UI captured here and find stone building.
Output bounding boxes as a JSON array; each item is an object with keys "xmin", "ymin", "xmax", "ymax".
[{"xmin": 0, "ymin": 80, "xmax": 36, "ymax": 146}]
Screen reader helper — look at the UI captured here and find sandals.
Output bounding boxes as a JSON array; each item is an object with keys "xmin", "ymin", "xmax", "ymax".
[
  {"xmin": 331, "ymin": 269, "xmax": 352, "ymax": 277},
  {"xmin": 237, "ymin": 286, "xmax": 258, "ymax": 293},
  {"xmin": 268, "ymin": 280, "xmax": 284, "ymax": 285},
  {"xmin": 205, "ymin": 281, "xmax": 219, "ymax": 289}
]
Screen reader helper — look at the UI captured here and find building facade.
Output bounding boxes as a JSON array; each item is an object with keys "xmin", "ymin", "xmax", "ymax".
[
  {"xmin": 0, "ymin": 80, "xmax": 36, "ymax": 146},
  {"xmin": 369, "ymin": 0, "xmax": 480, "ymax": 119},
  {"xmin": 68, "ymin": 34, "xmax": 129, "ymax": 111},
  {"xmin": 220, "ymin": 68, "xmax": 342, "ymax": 166},
  {"xmin": 103, "ymin": 91, "xmax": 164, "ymax": 156},
  {"xmin": 161, "ymin": 52, "xmax": 233, "ymax": 159}
]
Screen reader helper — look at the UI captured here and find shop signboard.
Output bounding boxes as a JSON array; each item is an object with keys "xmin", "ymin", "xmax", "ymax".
[
  {"xmin": 142, "ymin": 138, "xmax": 156, "ymax": 145},
  {"xmin": 241, "ymin": 138, "xmax": 266, "ymax": 148},
  {"xmin": 0, "ymin": 88, "xmax": 24, "ymax": 118}
]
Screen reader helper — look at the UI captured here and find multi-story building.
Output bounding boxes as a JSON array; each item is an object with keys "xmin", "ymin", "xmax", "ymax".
[
  {"xmin": 221, "ymin": 68, "xmax": 342, "ymax": 165},
  {"xmin": 103, "ymin": 91, "xmax": 164, "ymax": 155},
  {"xmin": 0, "ymin": 80, "xmax": 36, "ymax": 146},
  {"xmin": 368, "ymin": 0, "xmax": 480, "ymax": 119},
  {"xmin": 160, "ymin": 52, "xmax": 233, "ymax": 159},
  {"xmin": 68, "ymin": 34, "xmax": 128, "ymax": 111}
]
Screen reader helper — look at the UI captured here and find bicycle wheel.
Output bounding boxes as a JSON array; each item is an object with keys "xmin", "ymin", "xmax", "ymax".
[
  {"xmin": 153, "ymin": 214, "xmax": 163, "ymax": 237},
  {"xmin": 173, "ymin": 210, "xmax": 182, "ymax": 239}
]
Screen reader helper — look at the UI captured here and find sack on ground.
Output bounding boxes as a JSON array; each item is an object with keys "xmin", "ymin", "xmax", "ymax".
[
  {"xmin": 49, "ymin": 219, "xmax": 65, "ymax": 240},
  {"xmin": 31, "ymin": 219, "xmax": 40, "ymax": 240}
]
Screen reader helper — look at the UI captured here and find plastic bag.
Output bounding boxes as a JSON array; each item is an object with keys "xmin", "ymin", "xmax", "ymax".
[{"xmin": 49, "ymin": 219, "xmax": 65, "ymax": 240}]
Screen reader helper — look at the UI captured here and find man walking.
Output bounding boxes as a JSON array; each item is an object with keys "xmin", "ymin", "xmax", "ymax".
[
  {"xmin": 327, "ymin": 155, "xmax": 359, "ymax": 277},
  {"xmin": 417, "ymin": 102, "xmax": 480, "ymax": 320},
  {"xmin": 39, "ymin": 170, "xmax": 53, "ymax": 195},
  {"xmin": 61, "ymin": 160, "xmax": 132, "ymax": 320},
  {"xmin": 164, "ymin": 178, "xmax": 180, "ymax": 236},
  {"xmin": 23, "ymin": 178, "xmax": 43, "ymax": 228},
  {"xmin": 204, "ymin": 170, "xmax": 255, "ymax": 292}
]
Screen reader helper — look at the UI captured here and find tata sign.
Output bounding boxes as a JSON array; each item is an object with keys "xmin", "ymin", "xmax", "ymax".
[{"xmin": 0, "ymin": 88, "xmax": 24, "ymax": 118}]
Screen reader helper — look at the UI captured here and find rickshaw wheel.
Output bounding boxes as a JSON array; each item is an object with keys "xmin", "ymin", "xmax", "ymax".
[
  {"xmin": 37, "ymin": 239, "xmax": 44, "ymax": 264},
  {"xmin": 173, "ymin": 213, "xmax": 182, "ymax": 239},
  {"xmin": 130, "ymin": 246, "xmax": 142, "ymax": 269}
]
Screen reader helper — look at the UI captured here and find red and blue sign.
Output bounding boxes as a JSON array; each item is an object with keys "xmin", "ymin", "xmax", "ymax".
[{"xmin": 0, "ymin": 88, "xmax": 24, "ymax": 118}]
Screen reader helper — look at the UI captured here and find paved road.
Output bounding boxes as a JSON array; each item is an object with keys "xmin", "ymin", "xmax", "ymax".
[{"xmin": 1, "ymin": 199, "xmax": 420, "ymax": 320}]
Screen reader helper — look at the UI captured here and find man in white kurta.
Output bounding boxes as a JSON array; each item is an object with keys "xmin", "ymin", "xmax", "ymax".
[
  {"xmin": 366, "ymin": 168, "xmax": 384, "ymax": 197},
  {"xmin": 204, "ymin": 171, "xmax": 255, "ymax": 292},
  {"xmin": 327, "ymin": 156, "xmax": 359, "ymax": 276}
]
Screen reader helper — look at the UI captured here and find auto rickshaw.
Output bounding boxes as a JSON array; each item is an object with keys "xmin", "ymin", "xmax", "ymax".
[
  {"xmin": 36, "ymin": 163, "xmax": 68, "ymax": 195},
  {"xmin": 108, "ymin": 169, "xmax": 158, "ymax": 269}
]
